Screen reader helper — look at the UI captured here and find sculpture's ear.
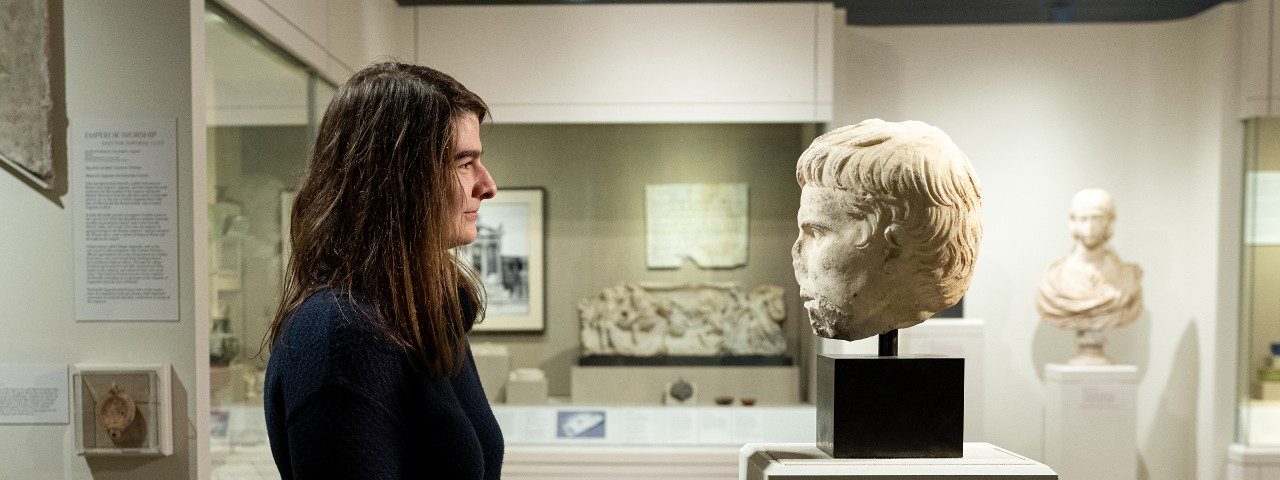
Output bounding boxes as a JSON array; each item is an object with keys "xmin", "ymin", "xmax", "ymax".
[{"xmin": 883, "ymin": 223, "xmax": 904, "ymax": 260}]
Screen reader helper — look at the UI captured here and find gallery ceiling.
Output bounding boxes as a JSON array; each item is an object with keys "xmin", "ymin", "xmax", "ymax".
[{"xmin": 392, "ymin": 0, "xmax": 1233, "ymax": 25}]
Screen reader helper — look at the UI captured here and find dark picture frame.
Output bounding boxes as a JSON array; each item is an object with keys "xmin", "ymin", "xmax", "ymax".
[{"xmin": 461, "ymin": 187, "xmax": 546, "ymax": 332}]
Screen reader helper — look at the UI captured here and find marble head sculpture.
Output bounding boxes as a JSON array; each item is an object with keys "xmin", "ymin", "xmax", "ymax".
[
  {"xmin": 793, "ymin": 119, "xmax": 983, "ymax": 341},
  {"xmin": 1036, "ymin": 188, "xmax": 1143, "ymax": 364}
]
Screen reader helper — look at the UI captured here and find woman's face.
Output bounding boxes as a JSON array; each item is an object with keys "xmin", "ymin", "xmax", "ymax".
[{"xmin": 448, "ymin": 113, "xmax": 496, "ymax": 247}]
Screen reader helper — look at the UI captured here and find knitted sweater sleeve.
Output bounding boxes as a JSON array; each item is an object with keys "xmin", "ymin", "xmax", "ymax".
[{"xmin": 275, "ymin": 297, "xmax": 411, "ymax": 479}]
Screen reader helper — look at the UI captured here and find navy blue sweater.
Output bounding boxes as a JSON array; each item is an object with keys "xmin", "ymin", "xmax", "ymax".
[{"xmin": 265, "ymin": 289, "xmax": 504, "ymax": 479}]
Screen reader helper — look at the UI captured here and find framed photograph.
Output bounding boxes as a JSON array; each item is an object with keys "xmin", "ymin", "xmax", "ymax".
[
  {"xmin": 72, "ymin": 364, "xmax": 172, "ymax": 456},
  {"xmin": 460, "ymin": 187, "xmax": 545, "ymax": 332}
]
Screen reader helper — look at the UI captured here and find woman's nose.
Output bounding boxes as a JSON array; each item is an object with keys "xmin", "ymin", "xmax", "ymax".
[{"xmin": 475, "ymin": 163, "xmax": 497, "ymax": 200}]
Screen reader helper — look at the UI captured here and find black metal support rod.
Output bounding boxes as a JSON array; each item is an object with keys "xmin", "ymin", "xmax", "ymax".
[{"xmin": 878, "ymin": 329, "xmax": 899, "ymax": 357}]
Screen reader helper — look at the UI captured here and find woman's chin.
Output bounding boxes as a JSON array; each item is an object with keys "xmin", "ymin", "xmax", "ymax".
[{"xmin": 449, "ymin": 232, "xmax": 478, "ymax": 248}]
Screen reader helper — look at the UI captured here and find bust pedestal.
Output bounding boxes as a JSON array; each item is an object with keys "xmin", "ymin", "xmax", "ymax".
[
  {"xmin": 740, "ymin": 442, "xmax": 1056, "ymax": 479},
  {"xmin": 1042, "ymin": 363, "xmax": 1137, "ymax": 480},
  {"xmin": 817, "ymin": 354, "xmax": 963, "ymax": 458}
]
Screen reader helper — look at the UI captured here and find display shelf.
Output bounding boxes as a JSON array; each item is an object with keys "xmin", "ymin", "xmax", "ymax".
[
  {"xmin": 569, "ymin": 365, "xmax": 803, "ymax": 405},
  {"xmin": 492, "ymin": 404, "xmax": 814, "ymax": 446},
  {"xmin": 1227, "ymin": 443, "xmax": 1280, "ymax": 480},
  {"xmin": 740, "ymin": 442, "xmax": 1056, "ymax": 479}
]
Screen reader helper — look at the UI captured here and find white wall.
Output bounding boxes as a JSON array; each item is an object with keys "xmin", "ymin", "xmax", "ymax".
[
  {"xmin": 217, "ymin": 0, "xmax": 414, "ymax": 83},
  {"xmin": 833, "ymin": 6, "xmax": 1240, "ymax": 480},
  {"xmin": 0, "ymin": 1, "xmax": 205, "ymax": 479},
  {"xmin": 415, "ymin": 2, "xmax": 833, "ymax": 123}
]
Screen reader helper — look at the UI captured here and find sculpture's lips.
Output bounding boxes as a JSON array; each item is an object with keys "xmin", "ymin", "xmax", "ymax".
[{"xmin": 799, "ymin": 293, "xmax": 823, "ymax": 313}]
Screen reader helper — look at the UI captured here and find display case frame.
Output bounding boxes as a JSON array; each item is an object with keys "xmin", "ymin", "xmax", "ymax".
[{"xmin": 72, "ymin": 364, "xmax": 172, "ymax": 456}]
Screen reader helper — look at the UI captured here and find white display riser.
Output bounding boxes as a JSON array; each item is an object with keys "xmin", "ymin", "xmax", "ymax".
[
  {"xmin": 1228, "ymin": 444, "xmax": 1280, "ymax": 480},
  {"xmin": 492, "ymin": 405, "xmax": 814, "ymax": 446},
  {"xmin": 820, "ymin": 318, "xmax": 986, "ymax": 441},
  {"xmin": 1240, "ymin": 400, "xmax": 1280, "ymax": 445},
  {"xmin": 1042, "ymin": 364, "xmax": 1137, "ymax": 480},
  {"xmin": 505, "ymin": 445, "xmax": 740, "ymax": 480},
  {"xmin": 739, "ymin": 442, "xmax": 1057, "ymax": 479}
]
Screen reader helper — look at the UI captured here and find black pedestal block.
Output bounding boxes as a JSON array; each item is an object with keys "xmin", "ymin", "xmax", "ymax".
[{"xmin": 817, "ymin": 354, "xmax": 963, "ymax": 459}]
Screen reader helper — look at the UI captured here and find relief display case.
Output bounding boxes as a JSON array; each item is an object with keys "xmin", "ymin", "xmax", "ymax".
[{"xmin": 1236, "ymin": 118, "xmax": 1280, "ymax": 449}]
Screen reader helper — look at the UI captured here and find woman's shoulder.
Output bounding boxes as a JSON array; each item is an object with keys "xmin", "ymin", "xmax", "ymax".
[
  {"xmin": 273, "ymin": 289, "xmax": 406, "ymax": 387},
  {"xmin": 269, "ymin": 289, "xmax": 411, "ymax": 416},
  {"xmin": 276, "ymin": 288, "xmax": 394, "ymax": 355},
  {"xmin": 287, "ymin": 288, "xmax": 379, "ymax": 330}
]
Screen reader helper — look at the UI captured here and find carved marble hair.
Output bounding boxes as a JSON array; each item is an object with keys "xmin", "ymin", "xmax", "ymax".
[{"xmin": 793, "ymin": 119, "xmax": 982, "ymax": 341}]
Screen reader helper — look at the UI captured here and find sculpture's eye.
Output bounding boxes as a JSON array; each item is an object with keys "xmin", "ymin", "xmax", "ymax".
[{"xmin": 801, "ymin": 223, "xmax": 825, "ymax": 239}]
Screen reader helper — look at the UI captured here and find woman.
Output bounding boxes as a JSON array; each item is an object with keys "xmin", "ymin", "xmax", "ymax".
[{"xmin": 263, "ymin": 62, "xmax": 502, "ymax": 479}]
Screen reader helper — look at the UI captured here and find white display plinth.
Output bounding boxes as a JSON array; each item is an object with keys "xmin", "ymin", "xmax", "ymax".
[
  {"xmin": 739, "ymin": 442, "xmax": 1056, "ymax": 479},
  {"xmin": 1042, "ymin": 364, "xmax": 1136, "ymax": 480},
  {"xmin": 1227, "ymin": 443, "xmax": 1280, "ymax": 480},
  {"xmin": 902, "ymin": 318, "xmax": 985, "ymax": 440}
]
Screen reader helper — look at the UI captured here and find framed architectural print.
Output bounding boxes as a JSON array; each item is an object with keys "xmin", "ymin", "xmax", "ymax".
[{"xmin": 461, "ymin": 187, "xmax": 546, "ymax": 332}]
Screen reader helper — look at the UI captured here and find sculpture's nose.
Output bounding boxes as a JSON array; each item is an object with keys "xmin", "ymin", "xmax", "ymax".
[{"xmin": 791, "ymin": 239, "xmax": 805, "ymax": 274}]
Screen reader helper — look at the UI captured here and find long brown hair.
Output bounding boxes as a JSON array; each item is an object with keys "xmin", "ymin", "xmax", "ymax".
[{"xmin": 266, "ymin": 62, "xmax": 488, "ymax": 376}]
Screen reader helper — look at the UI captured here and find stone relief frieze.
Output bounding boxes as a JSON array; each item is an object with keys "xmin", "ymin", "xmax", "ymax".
[{"xmin": 579, "ymin": 282, "xmax": 787, "ymax": 356}]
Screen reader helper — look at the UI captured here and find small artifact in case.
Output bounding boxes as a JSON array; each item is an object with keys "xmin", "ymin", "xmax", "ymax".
[
  {"xmin": 664, "ymin": 378, "xmax": 696, "ymax": 406},
  {"xmin": 73, "ymin": 364, "xmax": 172, "ymax": 456}
]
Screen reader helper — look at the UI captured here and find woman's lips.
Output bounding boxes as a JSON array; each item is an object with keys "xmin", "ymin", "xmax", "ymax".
[{"xmin": 464, "ymin": 211, "xmax": 478, "ymax": 220}]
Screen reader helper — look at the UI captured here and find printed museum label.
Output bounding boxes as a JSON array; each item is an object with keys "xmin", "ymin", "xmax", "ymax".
[
  {"xmin": 0, "ymin": 364, "xmax": 68, "ymax": 424},
  {"xmin": 645, "ymin": 183, "xmax": 748, "ymax": 269},
  {"xmin": 1079, "ymin": 385, "xmax": 1127, "ymax": 410},
  {"xmin": 72, "ymin": 119, "xmax": 179, "ymax": 321}
]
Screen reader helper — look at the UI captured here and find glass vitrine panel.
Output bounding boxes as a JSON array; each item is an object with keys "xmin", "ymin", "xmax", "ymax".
[
  {"xmin": 1238, "ymin": 118, "xmax": 1280, "ymax": 446},
  {"xmin": 205, "ymin": 3, "xmax": 332, "ymax": 472}
]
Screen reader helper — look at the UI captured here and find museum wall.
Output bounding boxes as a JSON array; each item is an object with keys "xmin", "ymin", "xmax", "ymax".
[
  {"xmin": 216, "ymin": 0, "xmax": 414, "ymax": 83},
  {"xmin": 0, "ymin": 1, "xmax": 202, "ymax": 479},
  {"xmin": 413, "ymin": 2, "xmax": 833, "ymax": 123},
  {"xmin": 468, "ymin": 123, "xmax": 817, "ymax": 398},
  {"xmin": 832, "ymin": 5, "xmax": 1240, "ymax": 480}
]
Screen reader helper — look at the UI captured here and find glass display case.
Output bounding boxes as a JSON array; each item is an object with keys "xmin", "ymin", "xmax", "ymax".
[
  {"xmin": 1237, "ymin": 118, "xmax": 1280, "ymax": 448},
  {"xmin": 204, "ymin": 3, "xmax": 333, "ymax": 474},
  {"xmin": 201, "ymin": 5, "xmax": 818, "ymax": 475}
]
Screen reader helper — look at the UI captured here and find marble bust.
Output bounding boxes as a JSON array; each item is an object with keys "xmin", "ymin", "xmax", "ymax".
[
  {"xmin": 1036, "ymin": 188, "xmax": 1143, "ymax": 364},
  {"xmin": 792, "ymin": 119, "xmax": 983, "ymax": 341}
]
